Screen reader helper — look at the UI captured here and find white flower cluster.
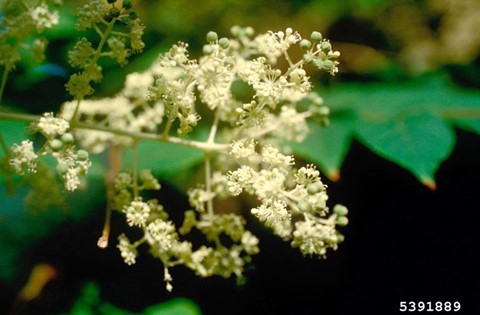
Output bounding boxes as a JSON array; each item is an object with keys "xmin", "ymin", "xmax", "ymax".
[
  {"xmin": 29, "ymin": 3, "xmax": 59, "ymax": 32},
  {"xmin": 92, "ymin": 27, "xmax": 345, "ymax": 288},
  {"xmin": 114, "ymin": 169, "xmax": 259, "ymax": 292},
  {"xmin": 9, "ymin": 113, "xmax": 91, "ymax": 192},
  {"xmin": 117, "ymin": 234, "xmax": 137, "ymax": 265},
  {"xmin": 61, "ymin": 86, "xmax": 164, "ymax": 153},
  {"xmin": 9, "ymin": 140, "xmax": 38, "ymax": 175},
  {"xmin": 226, "ymin": 140, "xmax": 345, "ymax": 257},
  {"xmin": 63, "ymin": 26, "xmax": 338, "ymax": 152},
  {"xmin": 124, "ymin": 199, "xmax": 151, "ymax": 227},
  {"xmin": 37, "ymin": 112, "xmax": 69, "ymax": 139}
]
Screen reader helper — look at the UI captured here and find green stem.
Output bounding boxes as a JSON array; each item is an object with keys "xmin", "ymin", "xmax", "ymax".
[
  {"xmin": 0, "ymin": 132, "xmax": 9, "ymax": 156},
  {"xmin": 161, "ymin": 119, "xmax": 173, "ymax": 140},
  {"xmin": 98, "ymin": 145, "xmax": 122, "ymax": 249},
  {"xmin": 204, "ymin": 112, "xmax": 220, "ymax": 215},
  {"xmin": 0, "ymin": 67, "xmax": 11, "ymax": 103},
  {"xmin": 71, "ymin": 17, "xmax": 118, "ymax": 123},
  {"xmin": 110, "ymin": 31, "xmax": 130, "ymax": 38},
  {"xmin": 132, "ymin": 140, "xmax": 139, "ymax": 198},
  {"xmin": 207, "ymin": 112, "xmax": 220, "ymax": 144},
  {"xmin": 70, "ymin": 99, "xmax": 82, "ymax": 126},
  {"xmin": 0, "ymin": 111, "xmax": 229, "ymax": 152},
  {"xmin": 283, "ymin": 51, "xmax": 294, "ymax": 68},
  {"xmin": 132, "ymin": 237, "xmax": 147, "ymax": 248},
  {"xmin": 93, "ymin": 19, "xmax": 117, "ymax": 64},
  {"xmin": 204, "ymin": 153, "xmax": 214, "ymax": 215}
]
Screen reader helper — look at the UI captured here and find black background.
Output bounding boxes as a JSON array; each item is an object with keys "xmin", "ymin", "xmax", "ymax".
[{"xmin": 1, "ymin": 129, "xmax": 479, "ymax": 315}]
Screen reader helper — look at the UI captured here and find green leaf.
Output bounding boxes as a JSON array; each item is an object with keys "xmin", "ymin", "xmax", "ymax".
[
  {"xmin": 122, "ymin": 141, "xmax": 204, "ymax": 188},
  {"xmin": 292, "ymin": 110, "xmax": 355, "ymax": 181},
  {"xmin": 70, "ymin": 282, "xmax": 202, "ymax": 315},
  {"xmin": 143, "ymin": 298, "xmax": 202, "ymax": 315},
  {"xmin": 355, "ymin": 113, "xmax": 455, "ymax": 187},
  {"xmin": 0, "ymin": 182, "xmax": 103, "ymax": 282},
  {"xmin": 0, "ymin": 120, "xmax": 29, "ymax": 155},
  {"xmin": 309, "ymin": 73, "xmax": 480, "ymax": 185},
  {"xmin": 454, "ymin": 119, "xmax": 480, "ymax": 135}
]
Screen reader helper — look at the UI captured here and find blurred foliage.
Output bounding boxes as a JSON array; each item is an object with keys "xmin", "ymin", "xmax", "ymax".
[
  {"xmin": 69, "ymin": 282, "xmax": 201, "ymax": 315},
  {"xmin": 7, "ymin": 0, "xmax": 478, "ymax": 185},
  {"xmin": 1, "ymin": 0, "xmax": 480, "ymax": 312},
  {"xmin": 295, "ymin": 74, "xmax": 480, "ymax": 186}
]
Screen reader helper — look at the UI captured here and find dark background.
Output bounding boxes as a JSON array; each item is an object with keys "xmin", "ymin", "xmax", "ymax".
[
  {"xmin": 1, "ymin": 0, "xmax": 480, "ymax": 314},
  {"xmin": 2, "ymin": 128, "xmax": 479, "ymax": 315}
]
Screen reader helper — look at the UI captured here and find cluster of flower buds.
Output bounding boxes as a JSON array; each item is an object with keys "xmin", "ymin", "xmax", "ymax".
[
  {"xmin": 0, "ymin": 1, "xmax": 60, "ymax": 71},
  {"xmin": 3, "ymin": 0, "xmax": 347, "ymax": 290},
  {"xmin": 8, "ymin": 113, "xmax": 92, "ymax": 192},
  {"xmin": 66, "ymin": 0, "xmax": 145, "ymax": 99}
]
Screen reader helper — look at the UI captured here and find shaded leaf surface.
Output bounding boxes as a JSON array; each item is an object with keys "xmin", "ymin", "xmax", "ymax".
[
  {"xmin": 296, "ymin": 74, "xmax": 480, "ymax": 184},
  {"xmin": 355, "ymin": 113, "xmax": 455, "ymax": 185}
]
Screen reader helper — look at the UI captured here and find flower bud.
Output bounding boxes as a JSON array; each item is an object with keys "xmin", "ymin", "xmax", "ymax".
[
  {"xmin": 307, "ymin": 181, "xmax": 324, "ymax": 194},
  {"xmin": 300, "ymin": 39, "xmax": 312, "ymax": 50},
  {"xmin": 244, "ymin": 27, "xmax": 254, "ymax": 37},
  {"xmin": 206, "ymin": 31, "xmax": 218, "ymax": 43},
  {"xmin": 336, "ymin": 216, "xmax": 349, "ymax": 227},
  {"xmin": 50, "ymin": 139, "xmax": 63, "ymax": 151},
  {"xmin": 109, "ymin": 7, "xmax": 120, "ymax": 18},
  {"xmin": 315, "ymin": 200, "xmax": 326, "ymax": 211},
  {"xmin": 333, "ymin": 204, "xmax": 348, "ymax": 216},
  {"xmin": 320, "ymin": 41, "xmax": 332, "ymax": 52},
  {"xmin": 129, "ymin": 10, "xmax": 138, "ymax": 20},
  {"xmin": 224, "ymin": 57, "xmax": 235, "ymax": 66},
  {"xmin": 322, "ymin": 60, "xmax": 335, "ymax": 72},
  {"xmin": 312, "ymin": 58, "xmax": 323, "ymax": 69},
  {"xmin": 123, "ymin": 0, "xmax": 133, "ymax": 9},
  {"xmin": 77, "ymin": 149, "xmax": 89, "ymax": 161},
  {"xmin": 231, "ymin": 25, "xmax": 242, "ymax": 37},
  {"xmin": 56, "ymin": 162, "xmax": 68, "ymax": 174},
  {"xmin": 61, "ymin": 133, "xmax": 75, "ymax": 145},
  {"xmin": 219, "ymin": 37, "xmax": 230, "ymax": 49},
  {"xmin": 310, "ymin": 31, "xmax": 322, "ymax": 42},
  {"xmin": 336, "ymin": 232, "xmax": 345, "ymax": 243},
  {"xmin": 298, "ymin": 200, "xmax": 310, "ymax": 212},
  {"xmin": 203, "ymin": 44, "xmax": 214, "ymax": 55},
  {"xmin": 303, "ymin": 54, "xmax": 313, "ymax": 63}
]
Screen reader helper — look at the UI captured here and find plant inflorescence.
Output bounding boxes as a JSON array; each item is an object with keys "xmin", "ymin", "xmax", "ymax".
[{"xmin": 0, "ymin": 0, "xmax": 347, "ymax": 291}]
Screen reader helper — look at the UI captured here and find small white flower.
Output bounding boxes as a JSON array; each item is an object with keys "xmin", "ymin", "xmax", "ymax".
[
  {"xmin": 227, "ymin": 165, "xmax": 254, "ymax": 195},
  {"xmin": 273, "ymin": 106, "xmax": 309, "ymax": 142},
  {"xmin": 295, "ymin": 164, "xmax": 321, "ymax": 186},
  {"xmin": 124, "ymin": 199, "xmax": 151, "ymax": 227},
  {"xmin": 9, "ymin": 140, "xmax": 38, "ymax": 174},
  {"xmin": 124, "ymin": 72, "xmax": 154, "ymax": 99},
  {"xmin": 145, "ymin": 219, "xmax": 176, "ymax": 249},
  {"xmin": 117, "ymin": 234, "xmax": 138, "ymax": 265},
  {"xmin": 252, "ymin": 168, "xmax": 286, "ymax": 200},
  {"xmin": 30, "ymin": 4, "xmax": 59, "ymax": 31},
  {"xmin": 241, "ymin": 231, "xmax": 259, "ymax": 255},
  {"xmin": 251, "ymin": 198, "xmax": 290, "ymax": 227},
  {"xmin": 195, "ymin": 56, "xmax": 234, "ymax": 110},
  {"xmin": 229, "ymin": 139, "xmax": 257, "ymax": 159},
  {"xmin": 291, "ymin": 219, "xmax": 338, "ymax": 257},
  {"xmin": 188, "ymin": 187, "xmax": 215, "ymax": 212},
  {"xmin": 254, "ymin": 28, "xmax": 301, "ymax": 63},
  {"xmin": 272, "ymin": 219, "xmax": 293, "ymax": 239},
  {"xmin": 37, "ymin": 112, "xmax": 70, "ymax": 139},
  {"xmin": 261, "ymin": 145, "xmax": 294, "ymax": 167},
  {"xmin": 64, "ymin": 167, "xmax": 81, "ymax": 191}
]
